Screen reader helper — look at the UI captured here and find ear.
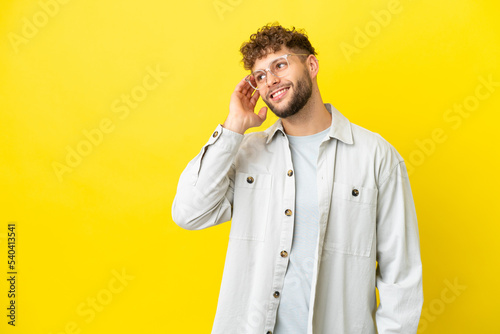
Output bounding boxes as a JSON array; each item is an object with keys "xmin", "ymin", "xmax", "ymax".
[{"xmin": 306, "ymin": 55, "xmax": 319, "ymax": 78}]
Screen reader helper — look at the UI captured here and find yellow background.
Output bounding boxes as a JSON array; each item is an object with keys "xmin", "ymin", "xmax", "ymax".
[{"xmin": 1, "ymin": 0, "xmax": 499, "ymax": 333}]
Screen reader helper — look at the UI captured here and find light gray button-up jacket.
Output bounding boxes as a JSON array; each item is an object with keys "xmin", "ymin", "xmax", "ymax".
[{"xmin": 172, "ymin": 103, "xmax": 423, "ymax": 334}]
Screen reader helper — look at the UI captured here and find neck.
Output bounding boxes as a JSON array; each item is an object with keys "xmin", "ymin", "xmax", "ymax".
[{"xmin": 281, "ymin": 86, "xmax": 331, "ymax": 136}]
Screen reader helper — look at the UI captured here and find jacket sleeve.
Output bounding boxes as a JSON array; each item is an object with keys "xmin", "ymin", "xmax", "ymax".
[
  {"xmin": 171, "ymin": 124, "xmax": 243, "ymax": 230},
  {"xmin": 375, "ymin": 160, "xmax": 423, "ymax": 333}
]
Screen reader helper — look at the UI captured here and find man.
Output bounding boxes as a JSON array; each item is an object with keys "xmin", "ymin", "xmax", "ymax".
[{"xmin": 172, "ymin": 24, "xmax": 423, "ymax": 334}]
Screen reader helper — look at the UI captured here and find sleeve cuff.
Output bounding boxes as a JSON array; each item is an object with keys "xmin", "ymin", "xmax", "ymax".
[{"xmin": 205, "ymin": 124, "xmax": 244, "ymax": 152}]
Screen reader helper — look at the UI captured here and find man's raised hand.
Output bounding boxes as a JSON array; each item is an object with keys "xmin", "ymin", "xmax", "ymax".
[{"xmin": 223, "ymin": 77, "xmax": 268, "ymax": 134}]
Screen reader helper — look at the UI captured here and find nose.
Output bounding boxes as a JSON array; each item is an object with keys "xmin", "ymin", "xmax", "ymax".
[{"xmin": 265, "ymin": 70, "xmax": 280, "ymax": 87}]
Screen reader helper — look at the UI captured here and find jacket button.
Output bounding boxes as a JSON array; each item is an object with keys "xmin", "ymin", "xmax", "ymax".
[
  {"xmin": 352, "ymin": 189, "xmax": 359, "ymax": 197},
  {"xmin": 212, "ymin": 131, "xmax": 219, "ymax": 138},
  {"xmin": 284, "ymin": 209, "xmax": 292, "ymax": 216},
  {"xmin": 273, "ymin": 291, "xmax": 280, "ymax": 298},
  {"xmin": 280, "ymin": 250, "xmax": 288, "ymax": 258},
  {"xmin": 287, "ymin": 169, "xmax": 293, "ymax": 177},
  {"xmin": 247, "ymin": 176, "xmax": 254, "ymax": 184}
]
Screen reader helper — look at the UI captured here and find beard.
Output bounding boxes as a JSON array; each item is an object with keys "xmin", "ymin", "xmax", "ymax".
[{"xmin": 263, "ymin": 69, "xmax": 313, "ymax": 119}]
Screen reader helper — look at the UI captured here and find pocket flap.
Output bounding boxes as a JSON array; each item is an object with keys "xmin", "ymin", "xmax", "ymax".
[
  {"xmin": 235, "ymin": 172, "xmax": 272, "ymax": 190},
  {"xmin": 332, "ymin": 182, "xmax": 378, "ymax": 206}
]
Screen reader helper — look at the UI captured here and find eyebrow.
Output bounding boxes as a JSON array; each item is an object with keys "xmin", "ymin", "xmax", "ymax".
[{"xmin": 253, "ymin": 54, "xmax": 288, "ymax": 72}]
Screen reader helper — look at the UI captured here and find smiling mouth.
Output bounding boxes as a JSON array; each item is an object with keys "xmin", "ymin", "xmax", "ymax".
[{"xmin": 270, "ymin": 87, "xmax": 290, "ymax": 101}]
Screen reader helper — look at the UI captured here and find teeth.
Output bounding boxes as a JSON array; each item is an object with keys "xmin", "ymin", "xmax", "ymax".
[{"xmin": 272, "ymin": 88, "xmax": 288, "ymax": 98}]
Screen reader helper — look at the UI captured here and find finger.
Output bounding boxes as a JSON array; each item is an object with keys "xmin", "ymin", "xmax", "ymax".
[
  {"xmin": 257, "ymin": 106, "xmax": 268, "ymax": 122},
  {"xmin": 245, "ymin": 85, "xmax": 255, "ymax": 99},
  {"xmin": 243, "ymin": 79, "xmax": 255, "ymax": 97},
  {"xmin": 250, "ymin": 89, "xmax": 260, "ymax": 105},
  {"xmin": 234, "ymin": 76, "xmax": 250, "ymax": 92}
]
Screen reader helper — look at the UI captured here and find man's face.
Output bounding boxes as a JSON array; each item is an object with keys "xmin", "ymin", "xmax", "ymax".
[{"xmin": 252, "ymin": 50, "xmax": 313, "ymax": 119}]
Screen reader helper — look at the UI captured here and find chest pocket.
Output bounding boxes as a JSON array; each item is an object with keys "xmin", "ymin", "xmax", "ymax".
[
  {"xmin": 229, "ymin": 172, "xmax": 272, "ymax": 241},
  {"xmin": 323, "ymin": 182, "xmax": 378, "ymax": 257}
]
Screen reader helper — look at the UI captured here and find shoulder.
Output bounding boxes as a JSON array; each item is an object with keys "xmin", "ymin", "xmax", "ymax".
[
  {"xmin": 349, "ymin": 122, "xmax": 405, "ymax": 184},
  {"xmin": 352, "ymin": 123, "xmax": 401, "ymax": 158},
  {"xmin": 230, "ymin": 129, "xmax": 275, "ymax": 166},
  {"xmin": 239, "ymin": 118, "xmax": 283, "ymax": 149},
  {"xmin": 242, "ymin": 130, "xmax": 269, "ymax": 143},
  {"xmin": 239, "ymin": 130, "xmax": 269, "ymax": 151}
]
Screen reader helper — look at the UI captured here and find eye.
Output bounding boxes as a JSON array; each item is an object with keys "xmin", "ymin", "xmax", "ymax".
[
  {"xmin": 255, "ymin": 72, "xmax": 266, "ymax": 82},
  {"xmin": 273, "ymin": 59, "xmax": 288, "ymax": 73}
]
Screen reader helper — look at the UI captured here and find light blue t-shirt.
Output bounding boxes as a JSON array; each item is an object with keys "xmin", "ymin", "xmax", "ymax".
[{"xmin": 274, "ymin": 127, "xmax": 330, "ymax": 334}]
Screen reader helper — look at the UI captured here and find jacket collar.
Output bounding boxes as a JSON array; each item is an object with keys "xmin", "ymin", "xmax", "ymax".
[{"xmin": 265, "ymin": 103, "xmax": 354, "ymax": 145}]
